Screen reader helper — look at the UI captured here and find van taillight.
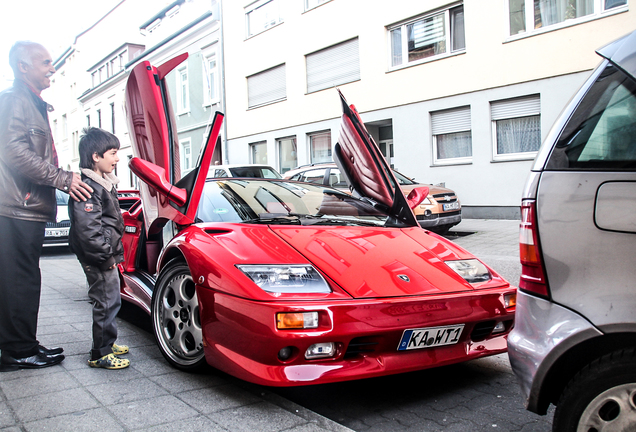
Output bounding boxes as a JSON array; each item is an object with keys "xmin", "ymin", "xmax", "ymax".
[{"xmin": 519, "ymin": 200, "xmax": 550, "ymax": 298}]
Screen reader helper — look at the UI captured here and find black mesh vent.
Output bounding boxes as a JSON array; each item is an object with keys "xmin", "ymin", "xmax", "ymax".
[
  {"xmin": 471, "ymin": 321, "xmax": 496, "ymax": 342},
  {"xmin": 345, "ymin": 337, "xmax": 379, "ymax": 358},
  {"xmin": 46, "ymin": 220, "xmax": 71, "ymax": 228}
]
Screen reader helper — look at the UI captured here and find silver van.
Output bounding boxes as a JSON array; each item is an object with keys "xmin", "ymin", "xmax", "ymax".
[{"xmin": 508, "ymin": 30, "xmax": 636, "ymax": 432}]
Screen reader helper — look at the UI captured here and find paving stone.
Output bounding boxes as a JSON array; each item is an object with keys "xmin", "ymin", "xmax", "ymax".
[
  {"xmin": 207, "ymin": 401, "xmax": 307, "ymax": 432},
  {"xmin": 138, "ymin": 415, "xmax": 228, "ymax": 431},
  {"xmin": 149, "ymin": 370, "xmax": 229, "ymax": 393},
  {"xmin": 86, "ymin": 377, "xmax": 168, "ymax": 406},
  {"xmin": 0, "ymin": 402, "xmax": 16, "ymax": 428},
  {"xmin": 23, "ymin": 408, "xmax": 124, "ymax": 432},
  {"xmin": 106, "ymin": 395, "xmax": 200, "ymax": 430},
  {"xmin": 176, "ymin": 384, "xmax": 262, "ymax": 414},
  {"xmin": 8, "ymin": 387, "xmax": 100, "ymax": 423},
  {"xmin": 0, "ymin": 370, "xmax": 79, "ymax": 399}
]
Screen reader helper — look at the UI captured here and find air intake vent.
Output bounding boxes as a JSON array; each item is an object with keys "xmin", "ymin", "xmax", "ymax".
[
  {"xmin": 345, "ymin": 336, "xmax": 379, "ymax": 358},
  {"xmin": 471, "ymin": 321, "xmax": 496, "ymax": 342}
]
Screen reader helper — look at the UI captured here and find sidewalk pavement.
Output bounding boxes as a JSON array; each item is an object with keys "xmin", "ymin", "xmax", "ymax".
[{"xmin": 0, "ymin": 219, "xmax": 519, "ymax": 432}]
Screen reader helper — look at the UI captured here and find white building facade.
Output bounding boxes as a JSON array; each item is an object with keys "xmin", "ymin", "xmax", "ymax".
[{"xmin": 221, "ymin": 0, "xmax": 634, "ymax": 218}]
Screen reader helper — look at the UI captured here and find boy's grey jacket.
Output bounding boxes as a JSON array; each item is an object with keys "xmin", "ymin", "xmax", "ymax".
[
  {"xmin": 0, "ymin": 80, "xmax": 73, "ymax": 222},
  {"xmin": 69, "ymin": 169, "xmax": 124, "ymax": 270}
]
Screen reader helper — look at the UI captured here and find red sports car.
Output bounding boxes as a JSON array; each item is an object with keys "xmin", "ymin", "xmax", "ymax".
[{"xmin": 119, "ymin": 53, "xmax": 516, "ymax": 386}]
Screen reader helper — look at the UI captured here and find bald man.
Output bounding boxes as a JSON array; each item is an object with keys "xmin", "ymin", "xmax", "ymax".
[{"xmin": 0, "ymin": 41, "xmax": 92, "ymax": 371}]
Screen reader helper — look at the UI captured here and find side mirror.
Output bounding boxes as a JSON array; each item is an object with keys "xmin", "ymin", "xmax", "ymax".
[
  {"xmin": 406, "ymin": 186, "xmax": 430, "ymax": 209},
  {"xmin": 129, "ymin": 157, "xmax": 187, "ymax": 207}
]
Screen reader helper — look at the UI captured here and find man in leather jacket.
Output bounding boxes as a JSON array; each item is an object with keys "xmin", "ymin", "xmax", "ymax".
[{"xmin": 0, "ymin": 41, "xmax": 92, "ymax": 371}]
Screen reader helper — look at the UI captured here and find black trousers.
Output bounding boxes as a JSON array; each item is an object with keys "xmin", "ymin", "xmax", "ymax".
[
  {"xmin": 81, "ymin": 263, "xmax": 121, "ymax": 360},
  {"xmin": 0, "ymin": 215, "xmax": 46, "ymax": 358}
]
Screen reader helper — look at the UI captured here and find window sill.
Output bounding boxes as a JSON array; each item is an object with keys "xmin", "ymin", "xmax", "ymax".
[
  {"xmin": 177, "ymin": 110, "xmax": 191, "ymax": 117},
  {"xmin": 491, "ymin": 153, "xmax": 537, "ymax": 163},
  {"xmin": 431, "ymin": 158, "xmax": 472, "ymax": 167},
  {"xmin": 387, "ymin": 50, "xmax": 466, "ymax": 73},
  {"xmin": 504, "ymin": 6, "xmax": 628, "ymax": 43}
]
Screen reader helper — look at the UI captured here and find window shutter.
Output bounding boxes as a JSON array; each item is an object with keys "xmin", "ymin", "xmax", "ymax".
[
  {"xmin": 247, "ymin": 64, "xmax": 286, "ymax": 108},
  {"xmin": 491, "ymin": 95, "xmax": 540, "ymax": 120},
  {"xmin": 412, "ymin": 14, "xmax": 445, "ymax": 47},
  {"xmin": 306, "ymin": 38, "xmax": 360, "ymax": 93},
  {"xmin": 431, "ymin": 106, "xmax": 471, "ymax": 135}
]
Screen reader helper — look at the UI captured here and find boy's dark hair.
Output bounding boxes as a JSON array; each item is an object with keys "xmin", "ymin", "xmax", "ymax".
[{"xmin": 78, "ymin": 127, "xmax": 120, "ymax": 169}]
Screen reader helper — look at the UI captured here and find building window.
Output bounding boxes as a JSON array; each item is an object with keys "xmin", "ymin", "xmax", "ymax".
[
  {"xmin": 389, "ymin": 5, "xmax": 465, "ymax": 69},
  {"xmin": 247, "ymin": 64, "xmax": 286, "ymax": 108},
  {"xmin": 508, "ymin": 0, "xmax": 627, "ymax": 36},
  {"xmin": 277, "ymin": 136, "xmax": 297, "ymax": 174},
  {"xmin": 52, "ymin": 119, "xmax": 58, "ymax": 143},
  {"xmin": 91, "ymin": 72, "xmax": 97, "ymax": 88},
  {"xmin": 491, "ymin": 95, "xmax": 541, "ymax": 160},
  {"xmin": 431, "ymin": 106, "xmax": 472, "ymax": 164},
  {"xmin": 177, "ymin": 67, "xmax": 190, "ymax": 114},
  {"xmin": 309, "ymin": 131, "xmax": 332, "ymax": 163},
  {"xmin": 97, "ymin": 109, "xmax": 102, "ymax": 128},
  {"xmin": 250, "ymin": 141, "xmax": 268, "ymax": 164},
  {"xmin": 62, "ymin": 114, "xmax": 68, "ymax": 141},
  {"xmin": 203, "ymin": 52, "xmax": 218, "ymax": 105},
  {"xmin": 181, "ymin": 139, "xmax": 192, "ymax": 172},
  {"xmin": 304, "ymin": 0, "xmax": 330, "ymax": 11},
  {"xmin": 72, "ymin": 131, "xmax": 79, "ymax": 159},
  {"xmin": 86, "ymin": 115, "xmax": 90, "ymax": 128},
  {"xmin": 246, "ymin": 0, "xmax": 282, "ymax": 38},
  {"xmin": 110, "ymin": 102, "xmax": 116, "ymax": 134},
  {"xmin": 306, "ymin": 38, "xmax": 360, "ymax": 93}
]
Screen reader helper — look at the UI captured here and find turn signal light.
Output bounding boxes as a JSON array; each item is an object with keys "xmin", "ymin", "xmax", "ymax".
[
  {"xmin": 276, "ymin": 312, "xmax": 319, "ymax": 329},
  {"xmin": 504, "ymin": 293, "xmax": 517, "ymax": 309}
]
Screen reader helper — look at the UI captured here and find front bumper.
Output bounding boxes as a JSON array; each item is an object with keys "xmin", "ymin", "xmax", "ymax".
[
  {"xmin": 198, "ymin": 286, "xmax": 515, "ymax": 386},
  {"xmin": 416, "ymin": 211, "xmax": 461, "ymax": 228},
  {"xmin": 507, "ymin": 290, "xmax": 601, "ymax": 413}
]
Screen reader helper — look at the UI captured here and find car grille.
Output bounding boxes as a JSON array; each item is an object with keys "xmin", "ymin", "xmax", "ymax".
[
  {"xmin": 433, "ymin": 193, "xmax": 458, "ymax": 203},
  {"xmin": 46, "ymin": 220, "xmax": 71, "ymax": 228},
  {"xmin": 345, "ymin": 336, "xmax": 379, "ymax": 358},
  {"xmin": 417, "ymin": 210, "xmax": 461, "ymax": 221},
  {"xmin": 470, "ymin": 321, "xmax": 497, "ymax": 342}
]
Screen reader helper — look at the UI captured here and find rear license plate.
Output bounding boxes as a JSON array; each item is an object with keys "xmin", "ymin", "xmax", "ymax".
[
  {"xmin": 443, "ymin": 202, "xmax": 460, "ymax": 211},
  {"xmin": 45, "ymin": 228, "xmax": 69, "ymax": 238},
  {"xmin": 397, "ymin": 324, "xmax": 464, "ymax": 351}
]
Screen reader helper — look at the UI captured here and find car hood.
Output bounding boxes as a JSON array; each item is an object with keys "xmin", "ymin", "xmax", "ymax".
[
  {"xmin": 400, "ymin": 184, "xmax": 455, "ymax": 196},
  {"xmin": 272, "ymin": 226, "xmax": 484, "ymax": 299}
]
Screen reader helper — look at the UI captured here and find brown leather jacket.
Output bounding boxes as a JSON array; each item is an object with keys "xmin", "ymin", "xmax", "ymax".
[{"xmin": 0, "ymin": 80, "xmax": 73, "ymax": 222}]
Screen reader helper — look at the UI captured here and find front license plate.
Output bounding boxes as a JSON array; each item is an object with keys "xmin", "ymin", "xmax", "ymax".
[
  {"xmin": 45, "ymin": 228, "xmax": 69, "ymax": 238},
  {"xmin": 397, "ymin": 324, "xmax": 464, "ymax": 351},
  {"xmin": 443, "ymin": 202, "xmax": 460, "ymax": 211}
]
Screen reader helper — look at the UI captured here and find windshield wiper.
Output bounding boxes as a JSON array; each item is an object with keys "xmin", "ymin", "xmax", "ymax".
[{"xmin": 243, "ymin": 213, "xmax": 302, "ymax": 225}]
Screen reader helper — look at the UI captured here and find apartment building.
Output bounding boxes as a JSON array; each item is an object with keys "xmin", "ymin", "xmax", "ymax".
[
  {"xmin": 221, "ymin": 0, "xmax": 634, "ymax": 218},
  {"xmin": 48, "ymin": 0, "xmax": 220, "ymax": 188}
]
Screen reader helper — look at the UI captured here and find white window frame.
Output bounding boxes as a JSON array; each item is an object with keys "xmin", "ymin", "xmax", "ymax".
[
  {"xmin": 247, "ymin": 64, "xmax": 286, "ymax": 108},
  {"xmin": 277, "ymin": 136, "xmax": 297, "ymax": 174},
  {"xmin": 388, "ymin": 3, "xmax": 465, "ymax": 71},
  {"xmin": 177, "ymin": 66, "xmax": 190, "ymax": 115},
  {"xmin": 306, "ymin": 38, "xmax": 360, "ymax": 94},
  {"xmin": 245, "ymin": 0, "xmax": 283, "ymax": 39},
  {"xmin": 491, "ymin": 95, "xmax": 541, "ymax": 161},
  {"xmin": 431, "ymin": 106, "xmax": 473, "ymax": 166},
  {"xmin": 180, "ymin": 138, "xmax": 192, "ymax": 172},
  {"xmin": 308, "ymin": 131, "xmax": 332, "ymax": 163},
  {"xmin": 250, "ymin": 141, "xmax": 268, "ymax": 164},
  {"xmin": 203, "ymin": 49, "xmax": 219, "ymax": 106},
  {"xmin": 304, "ymin": 0, "xmax": 331, "ymax": 12},
  {"xmin": 506, "ymin": 0, "xmax": 628, "ymax": 38}
]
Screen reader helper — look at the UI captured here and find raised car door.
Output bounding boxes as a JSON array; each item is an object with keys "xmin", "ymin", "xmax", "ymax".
[
  {"xmin": 125, "ymin": 53, "xmax": 224, "ymax": 235},
  {"xmin": 335, "ymin": 90, "xmax": 421, "ymax": 227}
]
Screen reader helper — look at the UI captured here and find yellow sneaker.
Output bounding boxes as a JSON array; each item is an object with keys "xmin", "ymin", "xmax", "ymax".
[
  {"xmin": 88, "ymin": 353, "xmax": 130, "ymax": 369},
  {"xmin": 112, "ymin": 343, "xmax": 129, "ymax": 355}
]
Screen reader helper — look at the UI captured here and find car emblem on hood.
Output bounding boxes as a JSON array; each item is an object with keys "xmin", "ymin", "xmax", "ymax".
[{"xmin": 397, "ymin": 274, "xmax": 410, "ymax": 282}]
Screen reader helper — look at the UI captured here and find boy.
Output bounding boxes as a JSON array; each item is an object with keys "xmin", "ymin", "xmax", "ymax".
[{"xmin": 69, "ymin": 127, "xmax": 129, "ymax": 369}]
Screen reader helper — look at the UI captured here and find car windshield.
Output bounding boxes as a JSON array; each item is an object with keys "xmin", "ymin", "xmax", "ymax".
[
  {"xmin": 392, "ymin": 170, "xmax": 417, "ymax": 185},
  {"xmin": 228, "ymin": 166, "xmax": 282, "ymax": 178},
  {"xmin": 55, "ymin": 189, "xmax": 69, "ymax": 205},
  {"xmin": 197, "ymin": 179, "xmax": 388, "ymax": 226}
]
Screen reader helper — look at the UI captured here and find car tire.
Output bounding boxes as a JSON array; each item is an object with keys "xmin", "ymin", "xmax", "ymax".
[
  {"xmin": 552, "ymin": 348, "xmax": 636, "ymax": 432},
  {"xmin": 151, "ymin": 259, "xmax": 206, "ymax": 371}
]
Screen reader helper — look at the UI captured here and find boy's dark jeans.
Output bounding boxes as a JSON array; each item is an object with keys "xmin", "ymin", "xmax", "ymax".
[{"xmin": 81, "ymin": 263, "xmax": 121, "ymax": 360}]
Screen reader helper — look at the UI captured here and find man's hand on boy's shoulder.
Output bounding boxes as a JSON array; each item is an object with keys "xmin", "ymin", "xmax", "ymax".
[{"xmin": 69, "ymin": 172, "xmax": 93, "ymax": 202}]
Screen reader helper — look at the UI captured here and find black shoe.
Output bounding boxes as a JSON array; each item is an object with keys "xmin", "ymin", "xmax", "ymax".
[
  {"xmin": 38, "ymin": 345, "xmax": 64, "ymax": 355},
  {"xmin": 0, "ymin": 351, "xmax": 64, "ymax": 370}
]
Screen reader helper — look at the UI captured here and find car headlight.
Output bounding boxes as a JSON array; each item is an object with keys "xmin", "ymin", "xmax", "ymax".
[
  {"xmin": 445, "ymin": 259, "xmax": 492, "ymax": 283},
  {"xmin": 236, "ymin": 264, "xmax": 331, "ymax": 293}
]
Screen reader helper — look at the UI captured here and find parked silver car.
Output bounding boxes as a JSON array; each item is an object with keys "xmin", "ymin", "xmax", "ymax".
[{"xmin": 508, "ymin": 30, "xmax": 636, "ymax": 432}]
